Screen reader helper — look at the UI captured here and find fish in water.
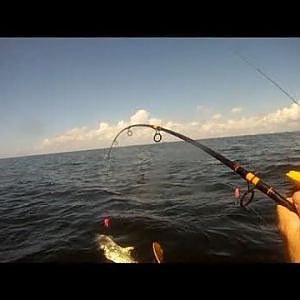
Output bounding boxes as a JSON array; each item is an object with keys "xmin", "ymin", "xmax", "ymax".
[{"xmin": 96, "ymin": 234, "xmax": 138, "ymax": 263}]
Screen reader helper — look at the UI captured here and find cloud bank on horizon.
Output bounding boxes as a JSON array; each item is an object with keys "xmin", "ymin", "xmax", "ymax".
[{"xmin": 36, "ymin": 103, "xmax": 300, "ymax": 155}]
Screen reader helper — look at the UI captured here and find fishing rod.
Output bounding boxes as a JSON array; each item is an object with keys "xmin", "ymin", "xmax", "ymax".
[
  {"xmin": 107, "ymin": 124, "xmax": 298, "ymax": 214},
  {"xmin": 234, "ymin": 51, "xmax": 300, "ymax": 107}
]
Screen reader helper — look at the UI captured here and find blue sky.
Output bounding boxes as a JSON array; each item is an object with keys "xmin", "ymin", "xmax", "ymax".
[{"xmin": 0, "ymin": 38, "xmax": 300, "ymax": 158}]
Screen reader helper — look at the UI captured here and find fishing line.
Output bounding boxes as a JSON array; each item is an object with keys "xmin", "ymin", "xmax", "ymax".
[
  {"xmin": 234, "ymin": 51, "xmax": 300, "ymax": 107},
  {"xmin": 245, "ymin": 205, "xmax": 268, "ymax": 229},
  {"xmin": 107, "ymin": 124, "xmax": 298, "ymax": 214}
]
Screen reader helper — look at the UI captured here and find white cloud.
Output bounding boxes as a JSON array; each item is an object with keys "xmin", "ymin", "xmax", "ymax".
[
  {"xmin": 196, "ymin": 105, "xmax": 204, "ymax": 112},
  {"xmin": 212, "ymin": 113, "xmax": 222, "ymax": 120},
  {"xmin": 149, "ymin": 117, "xmax": 162, "ymax": 126},
  {"xmin": 36, "ymin": 104, "xmax": 300, "ymax": 155},
  {"xmin": 231, "ymin": 107, "xmax": 243, "ymax": 113},
  {"xmin": 130, "ymin": 109, "xmax": 149, "ymax": 124},
  {"xmin": 37, "ymin": 110, "xmax": 154, "ymax": 154}
]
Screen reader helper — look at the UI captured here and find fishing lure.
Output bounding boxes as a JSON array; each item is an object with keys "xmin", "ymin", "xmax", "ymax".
[
  {"xmin": 234, "ymin": 187, "xmax": 240, "ymax": 199},
  {"xmin": 103, "ymin": 217, "xmax": 110, "ymax": 228},
  {"xmin": 107, "ymin": 124, "xmax": 298, "ymax": 214}
]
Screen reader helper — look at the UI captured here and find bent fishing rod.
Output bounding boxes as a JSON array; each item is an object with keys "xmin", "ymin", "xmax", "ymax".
[{"xmin": 107, "ymin": 124, "xmax": 298, "ymax": 214}]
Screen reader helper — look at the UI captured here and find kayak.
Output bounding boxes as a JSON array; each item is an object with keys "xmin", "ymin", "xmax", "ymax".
[{"xmin": 286, "ymin": 170, "xmax": 300, "ymax": 186}]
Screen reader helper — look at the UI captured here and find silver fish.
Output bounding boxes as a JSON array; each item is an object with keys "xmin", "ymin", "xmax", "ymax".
[{"xmin": 96, "ymin": 234, "xmax": 138, "ymax": 263}]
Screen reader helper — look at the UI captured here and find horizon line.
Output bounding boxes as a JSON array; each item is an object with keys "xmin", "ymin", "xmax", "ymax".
[{"xmin": 1, "ymin": 128, "xmax": 299, "ymax": 161}]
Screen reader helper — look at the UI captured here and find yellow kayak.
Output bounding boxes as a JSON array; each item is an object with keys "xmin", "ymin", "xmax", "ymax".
[{"xmin": 286, "ymin": 170, "xmax": 300, "ymax": 186}]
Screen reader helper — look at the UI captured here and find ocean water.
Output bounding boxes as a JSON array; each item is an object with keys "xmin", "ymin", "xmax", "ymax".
[{"xmin": 0, "ymin": 131, "xmax": 300, "ymax": 263}]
